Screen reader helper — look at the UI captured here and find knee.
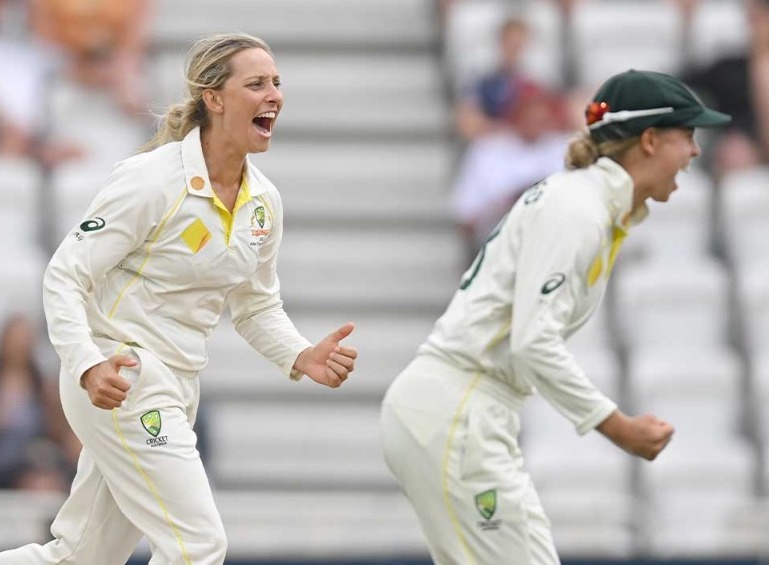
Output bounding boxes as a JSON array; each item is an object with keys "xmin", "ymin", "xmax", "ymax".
[
  {"xmin": 196, "ymin": 523, "xmax": 227, "ymax": 563},
  {"xmin": 208, "ymin": 525, "xmax": 228, "ymax": 560},
  {"xmin": 175, "ymin": 523, "xmax": 226, "ymax": 563}
]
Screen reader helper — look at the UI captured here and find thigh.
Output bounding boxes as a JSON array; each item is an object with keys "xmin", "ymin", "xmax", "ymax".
[
  {"xmin": 383, "ymin": 371, "xmax": 558, "ymax": 565},
  {"xmin": 442, "ymin": 397, "xmax": 559, "ymax": 565},
  {"xmin": 60, "ymin": 347, "xmax": 222, "ymax": 562}
]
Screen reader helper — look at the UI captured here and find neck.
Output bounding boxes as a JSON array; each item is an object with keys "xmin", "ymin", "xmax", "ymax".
[
  {"xmin": 615, "ymin": 152, "xmax": 651, "ymax": 215},
  {"xmin": 200, "ymin": 127, "xmax": 246, "ymax": 189}
]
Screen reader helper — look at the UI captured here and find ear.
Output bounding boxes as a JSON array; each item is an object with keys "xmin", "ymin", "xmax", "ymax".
[
  {"xmin": 638, "ymin": 127, "xmax": 658, "ymax": 156},
  {"xmin": 202, "ymin": 89, "xmax": 223, "ymax": 115}
]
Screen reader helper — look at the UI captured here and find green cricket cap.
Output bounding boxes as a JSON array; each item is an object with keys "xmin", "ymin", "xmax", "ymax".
[{"xmin": 586, "ymin": 69, "xmax": 732, "ymax": 142}]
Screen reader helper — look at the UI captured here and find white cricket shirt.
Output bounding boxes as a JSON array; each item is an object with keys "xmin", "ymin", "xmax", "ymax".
[
  {"xmin": 44, "ymin": 127, "xmax": 312, "ymax": 382},
  {"xmin": 420, "ymin": 157, "xmax": 648, "ymax": 434}
]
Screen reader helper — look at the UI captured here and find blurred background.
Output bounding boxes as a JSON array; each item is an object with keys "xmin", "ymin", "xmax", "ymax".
[{"xmin": 0, "ymin": 0, "xmax": 767, "ymax": 563}]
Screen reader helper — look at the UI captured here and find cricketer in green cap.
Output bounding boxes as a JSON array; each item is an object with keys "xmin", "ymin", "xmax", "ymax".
[{"xmin": 586, "ymin": 69, "xmax": 732, "ymax": 142}]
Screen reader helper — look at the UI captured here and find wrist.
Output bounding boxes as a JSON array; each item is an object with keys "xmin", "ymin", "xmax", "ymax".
[
  {"xmin": 292, "ymin": 346, "xmax": 313, "ymax": 375},
  {"xmin": 596, "ymin": 409, "xmax": 629, "ymax": 443}
]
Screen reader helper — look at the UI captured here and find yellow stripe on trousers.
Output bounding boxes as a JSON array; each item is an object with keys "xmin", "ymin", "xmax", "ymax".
[
  {"xmin": 112, "ymin": 409, "xmax": 192, "ymax": 564},
  {"xmin": 108, "ymin": 186, "xmax": 188, "ymax": 319},
  {"xmin": 441, "ymin": 372, "xmax": 483, "ymax": 565}
]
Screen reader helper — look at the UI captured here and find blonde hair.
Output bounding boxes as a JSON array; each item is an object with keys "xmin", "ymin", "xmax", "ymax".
[
  {"xmin": 142, "ymin": 32, "xmax": 273, "ymax": 151},
  {"xmin": 565, "ymin": 131, "xmax": 640, "ymax": 169}
]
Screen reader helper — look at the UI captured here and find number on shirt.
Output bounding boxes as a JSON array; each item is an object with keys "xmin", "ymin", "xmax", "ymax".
[{"xmin": 459, "ymin": 212, "xmax": 508, "ymax": 290}]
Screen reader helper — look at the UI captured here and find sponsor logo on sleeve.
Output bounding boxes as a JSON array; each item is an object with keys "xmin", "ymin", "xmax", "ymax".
[
  {"xmin": 80, "ymin": 217, "xmax": 106, "ymax": 232},
  {"xmin": 73, "ymin": 217, "xmax": 106, "ymax": 240},
  {"xmin": 541, "ymin": 273, "xmax": 566, "ymax": 295}
]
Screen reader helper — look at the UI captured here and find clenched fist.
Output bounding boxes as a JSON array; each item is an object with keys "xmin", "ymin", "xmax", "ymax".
[
  {"xmin": 597, "ymin": 410, "xmax": 675, "ymax": 461},
  {"xmin": 80, "ymin": 355, "xmax": 137, "ymax": 410}
]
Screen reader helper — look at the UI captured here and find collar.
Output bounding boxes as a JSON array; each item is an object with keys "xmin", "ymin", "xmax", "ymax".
[
  {"xmin": 593, "ymin": 157, "xmax": 649, "ymax": 230},
  {"xmin": 181, "ymin": 127, "xmax": 269, "ymax": 198}
]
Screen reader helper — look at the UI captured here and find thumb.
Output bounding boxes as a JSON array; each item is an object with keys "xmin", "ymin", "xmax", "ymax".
[
  {"xmin": 110, "ymin": 355, "xmax": 139, "ymax": 370},
  {"xmin": 326, "ymin": 322, "xmax": 355, "ymax": 343}
]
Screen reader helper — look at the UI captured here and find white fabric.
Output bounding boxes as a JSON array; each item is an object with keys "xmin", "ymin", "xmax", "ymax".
[
  {"xmin": 0, "ymin": 339, "xmax": 226, "ymax": 565},
  {"xmin": 423, "ymin": 157, "xmax": 642, "ymax": 434},
  {"xmin": 452, "ymin": 131, "xmax": 570, "ymax": 245},
  {"xmin": 43, "ymin": 127, "xmax": 312, "ymax": 382},
  {"xmin": 381, "ymin": 354, "xmax": 560, "ymax": 565}
]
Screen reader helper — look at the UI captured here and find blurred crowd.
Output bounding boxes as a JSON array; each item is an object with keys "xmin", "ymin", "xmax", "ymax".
[
  {"xmin": 444, "ymin": 0, "xmax": 769, "ymax": 262},
  {"xmin": 0, "ymin": 0, "xmax": 767, "ymax": 499},
  {"xmin": 0, "ymin": 0, "xmax": 154, "ymax": 495},
  {"xmin": 0, "ymin": 0, "xmax": 150, "ymax": 166},
  {"xmin": 0, "ymin": 314, "xmax": 78, "ymax": 492}
]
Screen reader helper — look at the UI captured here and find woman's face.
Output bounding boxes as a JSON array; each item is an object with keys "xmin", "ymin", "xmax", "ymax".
[
  {"xmin": 645, "ymin": 127, "xmax": 701, "ymax": 203},
  {"xmin": 213, "ymin": 47, "xmax": 283, "ymax": 154}
]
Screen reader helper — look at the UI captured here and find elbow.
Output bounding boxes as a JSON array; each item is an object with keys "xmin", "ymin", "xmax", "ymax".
[{"xmin": 510, "ymin": 335, "xmax": 535, "ymax": 369}]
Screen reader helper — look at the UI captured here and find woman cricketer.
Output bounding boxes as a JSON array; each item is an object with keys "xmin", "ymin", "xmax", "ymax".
[
  {"xmin": 380, "ymin": 69, "xmax": 731, "ymax": 565},
  {"xmin": 0, "ymin": 33, "xmax": 357, "ymax": 565}
]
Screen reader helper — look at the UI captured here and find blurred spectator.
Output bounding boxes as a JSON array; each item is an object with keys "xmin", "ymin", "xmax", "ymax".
[
  {"xmin": 29, "ymin": 0, "xmax": 152, "ymax": 116},
  {"xmin": 455, "ymin": 16, "xmax": 541, "ymax": 141},
  {"xmin": 680, "ymin": 0, "xmax": 769, "ymax": 176},
  {"xmin": 452, "ymin": 83, "xmax": 571, "ymax": 260},
  {"xmin": 0, "ymin": 0, "xmax": 82, "ymax": 164},
  {"xmin": 0, "ymin": 315, "xmax": 79, "ymax": 492}
]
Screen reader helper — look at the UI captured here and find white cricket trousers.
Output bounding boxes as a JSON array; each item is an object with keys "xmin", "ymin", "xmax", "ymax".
[
  {"xmin": 0, "ymin": 339, "xmax": 226, "ymax": 565},
  {"xmin": 380, "ymin": 354, "xmax": 560, "ymax": 565}
]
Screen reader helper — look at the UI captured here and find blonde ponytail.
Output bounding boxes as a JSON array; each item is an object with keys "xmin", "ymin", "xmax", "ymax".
[
  {"xmin": 141, "ymin": 32, "xmax": 274, "ymax": 152},
  {"xmin": 565, "ymin": 131, "xmax": 640, "ymax": 169},
  {"xmin": 142, "ymin": 99, "xmax": 206, "ymax": 152}
]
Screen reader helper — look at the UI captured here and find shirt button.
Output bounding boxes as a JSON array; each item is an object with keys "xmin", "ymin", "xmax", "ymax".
[{"xmin": 190, "ymin": 176, "xmax": 205, "ymax": 190}]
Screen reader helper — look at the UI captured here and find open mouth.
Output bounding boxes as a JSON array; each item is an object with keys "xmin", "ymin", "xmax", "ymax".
[{"xmin": 252, "ymin": 111, "xmax": 276, "ymax": 137}]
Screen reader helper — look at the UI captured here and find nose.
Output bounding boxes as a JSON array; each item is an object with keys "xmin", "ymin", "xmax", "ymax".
[
  {"xmin": 691, "ymin": 137, "xmax": 701, "ymax": 158},
  {"xmin": 266, "ymin": 82, "xmax": 283, "ymax": 104}
]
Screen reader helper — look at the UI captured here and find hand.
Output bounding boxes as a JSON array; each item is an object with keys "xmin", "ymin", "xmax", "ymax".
[
  {"xmin": 80, "ymin": 355, "xmax": 137, "ymax": 410},
  {"xmin": 597, "ymin": 410, "xmax": 674, "ymax": 461},
  {"xmin": 293, "ymin": 322, "xmax": 358, "ymax": 388}
]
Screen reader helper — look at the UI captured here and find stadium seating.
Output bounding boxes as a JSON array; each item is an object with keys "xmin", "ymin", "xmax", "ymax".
[{"xmin": 2, "ymin": 0, "xmax": 763, "ymax": 562}]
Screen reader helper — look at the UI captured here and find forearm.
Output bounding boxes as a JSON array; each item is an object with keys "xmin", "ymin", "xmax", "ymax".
[
  {"xmin": 233, "ymin": 303, "xmax": 312, "ymax": 379},
  {"xmin": 511, "ymin": 333, "xmax": 617, "ymax": 434}
]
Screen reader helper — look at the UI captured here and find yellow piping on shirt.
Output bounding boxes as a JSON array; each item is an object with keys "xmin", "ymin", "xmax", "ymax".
[
  {"xmin": 607, "ymin": 226, "xmax": 627, "ymax": 275},
  {"xmin": 112, "ymin": 410, "xmax": 192, "ymax": 565},
  {"xmin": 107, "ymin": 186, "xmax": 188, "ymax": 319},
  {"xmin": 441, "ymin": 372, "xmax": 482, "ymax": 565}
]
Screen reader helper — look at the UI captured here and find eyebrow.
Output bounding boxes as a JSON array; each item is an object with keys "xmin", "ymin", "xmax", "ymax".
[{"xmin": 243, "ymin": 74, "xmax": 280, "ymax": 82}]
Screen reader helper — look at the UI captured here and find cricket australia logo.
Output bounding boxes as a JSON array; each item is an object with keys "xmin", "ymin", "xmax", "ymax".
[
  {"xmin": 250, "ymin": 204, "xmax": 272, "ymax": 246},
  {"xmin": 475, "ymin": 489, "xmax": 501, "ymax": 531},
  {"xmin": 141, "ymin": 410, "xmax": 168, "ymax": 447},
  {"xmin": 255, "ymin": 206, "xmax": 266, "ymax": 228}
]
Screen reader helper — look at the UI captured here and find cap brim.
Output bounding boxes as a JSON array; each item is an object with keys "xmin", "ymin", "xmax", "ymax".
[{"xmin": 683, "ymin": 107, "xmax": 732, "ymax": 128}]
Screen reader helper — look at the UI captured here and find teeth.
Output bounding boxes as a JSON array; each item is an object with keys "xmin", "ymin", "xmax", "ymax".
[{"xmin": 256, "ymin": 112, "xmax": 276, "ymax": 119}]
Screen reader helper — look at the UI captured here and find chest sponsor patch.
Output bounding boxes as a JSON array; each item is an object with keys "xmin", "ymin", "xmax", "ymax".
[{"xmin": 181, "ymin": 218, "xmax": 212, "ymax": 254}]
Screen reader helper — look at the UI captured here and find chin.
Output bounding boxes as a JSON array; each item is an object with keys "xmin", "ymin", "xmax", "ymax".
[{"xmin": 249, "ymin": 141, "xmax": 271, "ymax": 154}]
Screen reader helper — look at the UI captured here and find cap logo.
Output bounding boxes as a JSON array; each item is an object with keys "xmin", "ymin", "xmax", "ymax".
[
  {"xmin": 588, "ymin": 106, "xmax": 675, "ymax": 130},
  {"xmin": 586, "ymin": 102, "xmax": 610, "ymax": 126}
]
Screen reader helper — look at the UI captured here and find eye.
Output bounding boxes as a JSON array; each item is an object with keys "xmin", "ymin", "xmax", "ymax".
[{"xmin": 248, "ymin": 82, "xmax": 264, "ymax": 90}]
